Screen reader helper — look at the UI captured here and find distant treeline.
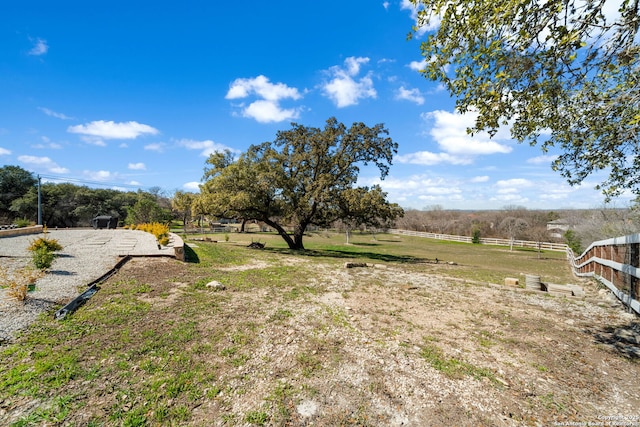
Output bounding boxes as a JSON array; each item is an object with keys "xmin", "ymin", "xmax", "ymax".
[
  {"xmin": 395, "ymin": 204, "xmax": 640, "ymax": 253},
  {"xmin": 0, "ymin": 165, "xmax": 172, "ymax": 227}
]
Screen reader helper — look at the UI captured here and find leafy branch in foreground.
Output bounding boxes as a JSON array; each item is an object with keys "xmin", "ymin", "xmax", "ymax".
[{"xmin": 409, "ymin": 0, "xmax": 639, "ymax": 199}]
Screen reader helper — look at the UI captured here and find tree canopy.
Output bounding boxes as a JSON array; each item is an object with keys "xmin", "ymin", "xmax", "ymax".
[
  {"xmin": 198, "ymin": 117, "xmax": 402, "ymax": 250},
  {"xmin": 338, "ymin": 185, "xmax": 405, "ymax": 243},
  {"xmin": 409, "ymin": 0, "xmax": 639, "ymax": 199},
  {"xmin": 7, "ymin": 180, "xmax": 173, "ymax": 227},
  {"xmin": 0, "ymin": 165, "xmax": 37, "ymax": 221},
  {"xmin": 172, "ymin": 190, "xmax": 196, "ymax": 229}
]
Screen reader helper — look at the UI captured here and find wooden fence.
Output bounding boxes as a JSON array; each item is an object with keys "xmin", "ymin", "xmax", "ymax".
[
  {"xmin": 389, "ymin": 228, "xmax": 640, "ymax": 314},
  {"xmin": 568, "ymin": 234, "xmax": 640, "ymax": 315},
  {"xmin": 388, "ymin": 229, "xmax": 568, "ymax": 251}
]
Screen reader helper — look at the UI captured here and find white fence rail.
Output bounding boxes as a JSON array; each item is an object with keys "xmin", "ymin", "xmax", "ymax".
[{"xmin": 388, "ymin": 229, "xmax": 568, "ymax": 251}]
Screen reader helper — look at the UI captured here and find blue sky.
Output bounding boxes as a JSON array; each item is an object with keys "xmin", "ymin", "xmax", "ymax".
[{"xmin": 0, "ymin": 1, "xmax": 630, "ymax": 210}]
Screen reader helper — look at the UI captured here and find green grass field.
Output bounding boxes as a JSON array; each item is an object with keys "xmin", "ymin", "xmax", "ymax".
[{"xmin": 183, "ymin": 229, "xmax": 574, "ymax": 287}]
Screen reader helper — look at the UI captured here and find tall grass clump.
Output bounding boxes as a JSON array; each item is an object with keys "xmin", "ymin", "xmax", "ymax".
[{"xmin": 0, "ymin": 265, "xmax": 43, "ymax": 302}]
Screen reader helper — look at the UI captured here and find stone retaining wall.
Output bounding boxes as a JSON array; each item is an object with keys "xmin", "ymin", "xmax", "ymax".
[
  {"xmin": 169, "ymin": 232, "xmax": 185, "ymax": 261},
  {"xmin": 0, "ymin": 225, "xmax": 43, "ymax": 238}
]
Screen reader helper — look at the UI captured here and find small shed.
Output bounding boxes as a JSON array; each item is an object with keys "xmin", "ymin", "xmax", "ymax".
[{"xmin": 91, "ymin": 215, "xmax": 118, "ymax": 229}]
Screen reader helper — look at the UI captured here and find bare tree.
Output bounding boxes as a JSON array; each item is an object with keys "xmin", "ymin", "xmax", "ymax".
[{"xmin": 499, "ymin": 217, "xmax": 529, "ymax": 251}]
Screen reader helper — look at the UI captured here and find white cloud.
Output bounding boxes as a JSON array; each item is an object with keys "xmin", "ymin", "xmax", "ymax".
[
  {"xmin": 242, "ymin": 100, "xmax": 301, "ymax": 123},
  {"xmin": 144, "ymin": 143, "xmax": 166, "ymax": 152},
  {"xmin": 81, "ymin": 136, "xmax": 107, "ymax": 147},
  {"xmin": 400, "ymin": 0, "xmax": 441, "ymax": 35},
  {"xmin": 366, "ymin": 174, "xmax": 467, "ymax": 207},
  {"xmin": 183, "ymin": 181, "xmax": 201, "ymax": 191},
  {"xmin": 537, "ymin": 182, "xmax": 583, "ymax": 201},
  {"xmin": 494, "ymin": 178, "xmax": 534, "ymax": 195},
  {"xmin": 427, "ymin": 110, "xmax": 512, "ymax": 155},
  {"xmin": 366, "ymin": 174, "xmax": 462, "ymax": 195},
  {"xmin": 397, "ymin": 110, "xmax": 512, "ymax": 166},
  {"xmin": 396, "ymin": 151, "xmax": 472, "ymax": 165},
  {"xmin": 28, "ymin": 37, "xmax": 48, "ymax": 56},
  {"xmin": 322, "ymin": 57, "xmax": 377, "ymax": 108},
  {"xmin": 68, "ymin": 120, "xmax": 159, "ymax": 140},
  {"xmin": 470, "ymin": 175, "xmax": 490, "ymax": 183},
  {"xmin": 83, "ymin": 170, "xmax": 115, "ymax": 181},
  {"xmin": 39, "ymin": 107, "xmax": 73, "ymax": 120},
  {"xmin": 33, "ymin": 136, "xmax": 63, "ymax": 150},
  {"xmin": 527, "ymin": 154, "xmax": 558, "ymax": 165},
  {"xmin": 226, "ymin": 75, "xmax": 301, "ymax": 102},
  {"xmin": 395, "ymin": 86, "xmax": 425, "ymax": 105},
  {"xmin": 226, "ymin": 75, "xmax": 303, "ymax": 123},
  {"xmin": 177, "ymin": 138, "xmax": 238, "ymax": 157},
  {"xmin": 490, "ymin": 193, "xmax": 530, "ymax": 204},
  {"xmin": 128, "ymin": 162, "xmax": 146, "ymax": 170},
  {"xmin": 128, "ymin": 180, "xmax": 142, "ymax": 186},
  {"xmin": 0, "ymin": 147, "xmax": 11, "ymax": 155},
  {"xmin": 383, "ymin": 2, "xmax": 390, "ymax": 10},
  {"xmin": 408, "ymin": 60, "xmax": 426, "ymax": 72},
  {"xmin": 496, "ymin": 178, "xmax": 533, "ymax": 188},
  {"xmin": 17, "ymin": 155, "xmax": 69, "ymax": 174}
]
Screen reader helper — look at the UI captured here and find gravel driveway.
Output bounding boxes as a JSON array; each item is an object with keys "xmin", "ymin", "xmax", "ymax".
[{"xmin": 0, "ymin": 229, "xmax": 174, "ymax": 344}]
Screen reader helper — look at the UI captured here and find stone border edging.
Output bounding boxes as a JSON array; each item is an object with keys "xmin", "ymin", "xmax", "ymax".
[
  {"xmin": 170, "ymin": 232, "xmax": 185, "ymax": 261},
  {"xmin": 0, "ymin": 225, "xmax": 43, "ymax": 238}
]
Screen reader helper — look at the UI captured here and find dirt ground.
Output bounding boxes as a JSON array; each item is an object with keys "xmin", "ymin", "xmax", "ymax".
[
  {"xmin": 106, "ymin": 254, "xmax": 640, "ymax": 426},
  {"xmin": 3, "ymin": 250, "xmax": 640, "ymax": 426}
]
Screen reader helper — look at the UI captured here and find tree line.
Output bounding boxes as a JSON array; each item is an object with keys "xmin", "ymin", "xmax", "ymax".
[
  {"xmin": 396, "ymin": 204, "xmax": 640, "ymax": 254},
  {"xmin": 0, "ymin": 165, "xmax": 173, "ymax": 228}
]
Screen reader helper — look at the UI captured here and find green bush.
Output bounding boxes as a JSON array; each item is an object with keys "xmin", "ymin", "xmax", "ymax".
[
  {"xmin": 32, "ymin": 247, "xmax": 56, "ymax": 270},
  {"xmin": 564, "ymin": 230, "xmax": 583, "ymax": 255},
  {"xmin": 471, "ymin": 229, "xmax": 481, "ymax": 244},
  {"xmin": 15, "ymin": 218, "xmax": 32, "ymax": 228}
]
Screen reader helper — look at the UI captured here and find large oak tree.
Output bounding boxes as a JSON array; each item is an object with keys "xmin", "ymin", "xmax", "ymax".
[
  {"xmin": 198, "ymin": 117, "xmax": 401, "ymax": 250},
  {"xmin": 409, "ymin": 0, "xmax": 639, "ymax": 199}
]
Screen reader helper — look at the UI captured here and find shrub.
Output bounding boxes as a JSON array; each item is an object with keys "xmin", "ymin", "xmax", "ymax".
[
  {"xmin": 32, "ymin": 247, "xmax": 56, "ymax": 270},
  {"xmin": 564, "ymin": 230, "xmax": 583, "ymax": 255},
  {"xmin": 15, "ymin": 218, "xmax": 32, "ymax": 228},
  {"xmin": 28, "ymin": 237, "xmax": 63, "ymax": 252},
  {"xmin": 135, "ymin": 222, "xmax": 170, "ymax": 246},
  {"xmin": 471, "ymin": 229, "xmax": 481, "ymax": 244}
]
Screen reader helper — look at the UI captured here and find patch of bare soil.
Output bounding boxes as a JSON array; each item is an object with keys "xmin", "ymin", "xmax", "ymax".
[{"xmin": 7, "ymin": 255, "xmax": 639, "ymax": 426}]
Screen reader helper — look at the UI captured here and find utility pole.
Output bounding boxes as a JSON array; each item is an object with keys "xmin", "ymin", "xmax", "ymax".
[{"xmin": 37, "ymin": 175, "xmax": 42, "ymax": 226}]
